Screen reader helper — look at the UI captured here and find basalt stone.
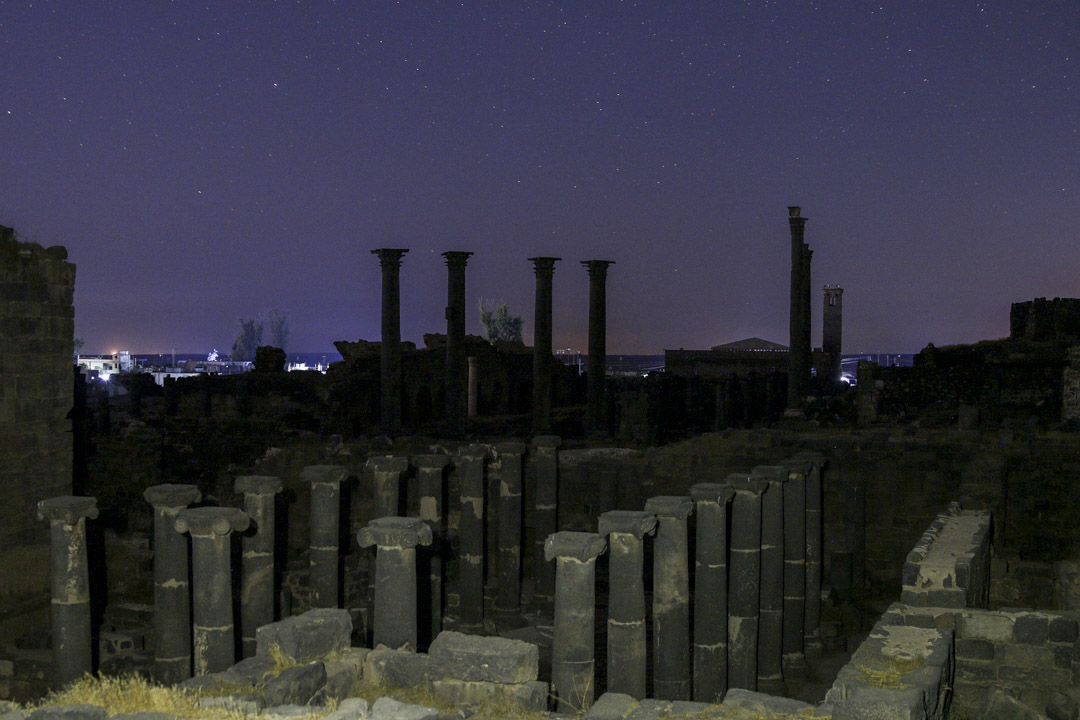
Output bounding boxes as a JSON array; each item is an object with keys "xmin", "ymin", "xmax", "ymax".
[
  {"xmin": 363, "ymin": 647, "xmax": 431, "ymax": 688},
  {"xmin": 427, "ymin": 631, "xmax": 538, "ymax": 683},
  {"xmin": 322, "ymin": 698, "xmax": 370, "ymax": 720},
  {"xmin": 722, "ymin": 688, "xmax": 815, "ymax": 716},
  {"xmin": 27, "ymin": 706, "xmax": 106, "ymax": 720},
  {"xmin": 370, "ymin": 697, "xmax": 438, "ymax": 720},
  {"xmin": 323, "ymin": 648, "xmax": 370, "ymax": 701},
  {"xmin": 978, "ymin": 689, "xmax": 1049, "ymax": 720},
  {"xmin": 428, "ymin": 679, "xmax": 549, "ymax": 712},
  {"xmin": 256, "ymin": 609, "xmax": 352, "ymax": 664},
  {"xmin": 196, "ymin": 695, "xmax": 265, "ymax": 714},
  {"xmin": 228, "ymin": 655, "xmax": 277, "ymax": 685},
  {"xmin": 110, "ymin": 713, "xmax": 181, "ymax": 720},
  {"xmin": 262, "ymin": 705, "xmax": 331, "ymax": 719},
  {"xmin": 581, "ymin": 693, "xmax": 635, "ymax": 720},
  {"xmin": 263, "ymin": 661, "xmax": 327, "ymax": 706}
]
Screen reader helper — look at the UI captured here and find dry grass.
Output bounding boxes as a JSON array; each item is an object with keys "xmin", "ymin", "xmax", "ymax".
[
  {"xmin": 855, "ymin": 654, "xmax": 925, "ymax": 689},
  {"xmin": 668, "ymin": 706, "xmax": 825, "ymax": 720},
  {"xmin": 32, "ymin": 674, "xmax": 250, "ymax": 720}
]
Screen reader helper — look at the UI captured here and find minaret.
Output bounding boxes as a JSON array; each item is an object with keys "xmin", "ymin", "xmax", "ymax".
[{"xmin": 823, "ymin": 285, "xmax": 844, "ymax": 383}]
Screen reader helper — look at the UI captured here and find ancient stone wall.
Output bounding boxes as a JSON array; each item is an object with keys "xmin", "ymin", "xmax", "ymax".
[
  {"xmin": 1011, "ymin": 296, "xmax": 1080, "ymax": 341},
  {"xmin": 0, "ymin": 226, "xmax": 75, "ymax": 612},
  {"xmin": 900, "ymin": 504, "xmax": 991, "ymax": 609},
  {"xmin": 1063, "ymin": 346, "xmax": 1080, "ymax": 423}
]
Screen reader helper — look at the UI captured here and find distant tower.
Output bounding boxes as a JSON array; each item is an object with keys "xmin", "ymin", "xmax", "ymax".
[{"xmin": 823, "ymin": 285, "xmax": 843, "ymax": 382}]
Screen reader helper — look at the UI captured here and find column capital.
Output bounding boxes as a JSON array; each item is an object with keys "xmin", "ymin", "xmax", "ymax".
[
  {"xmin": 366, "ymin": 456, "xmax": 410, "ymax": 474},
  {"xmin": 412, "ymin": 454, "xmax": 451, "ymax": 470},
  {"xmin": 493, "ymin": 441, "xmax": 527, "ymax": 456},
  {"xmin": 545, "ymin": 531, "xmax": 607, "ymax": 562},
  {"xmin": 357, "ymin": 516, "xmax": 433, "ymax": 549},
  {"xmin": 724, "ymin": 473, "xmax": 769, "ymax": 496},
  {"xmin": 532, "ymin": 435, "xmax": 562, "ymax": 450},
  {"xmin": 598, "ymin": 510, "xmax": 656, "ymax": 539},
  {"xmin": 751, "ymin": 465, "xmax": 789, "ymax": 486},
  {"xmin": 301, "ymin": 464, "xmax": 349, "ymax": 485},
  {"xmin": 580, "ymin": 260, "xmax": 615, "ymax": 279},
  {"xmin": 234, "ymin": 475, "xmax": 283, "ymax": 496},
  {"xmin": 144, "ymin": 483, "xmax": 201, "ymax": 509},
  {"xmin": 528, "ymin": 256, "xmax": 560, "ymax": 277},
  {"xmin": 644, "ymin": 495, "xmax": 694, "ymax": 519},
  {"xmin": 175, "ymin": 506, "xmax": 250, "ymax": 537},
  {"xmin": 38, "ymin": 496, "xmax": 98, "ymax": 525},
  {"xmin": 458, "ymin": 444, "xmax": 489, "ymax": 461},
  {"xmin": 441, "ymin": 251, "xmax": 473, "ymax": 268},
  {"xmin": 372, "ymin": 248, "xmax": 409, "ymax": 268},
  {"xmin": 779, "ymin": 457, "xmax": 812, "ymax": 477},
  {"xmin": 690, "ymin": 482, "xmax": 736, "ymax": 505}
]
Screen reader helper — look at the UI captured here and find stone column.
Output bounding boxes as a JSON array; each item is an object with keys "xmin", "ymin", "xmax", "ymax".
[
  {"xmin": 234, "ymin": 475, "xmax": 283, "ymax": 658},
  {"xmin": 726, "ymin": 474, "xmax": 768, "ymax": 691},
  {"xmin": 802, "ymin": 245, "xmax": 813, "ymax": 391},
  {"xmin": 532, "ymin": 435, "xmax": 561, "ymax": 609},
  {"xmin": 37, "ymin": 496, "xmax": 98, "ymax": 687},
  {"xmin": 529, "ymin": 256, "xmax": 560, "ymax": 431},
  {"xmin": 174, "ymin": 506, "xmax": 250, "ymax": 675},
  {"xmin": 358, "ymin": 517, "xmax": 433, "ymax": 650},
  {"xmin": 413, "ymin": 454, "xmax": 450, "ymax": 639},
  {"xmin": 847, "ymin": 479, "xmax": 866, "ymax": 592},
  {"xmin": 467, "ymin": 356, "xmax": 478, "ymax": 417},
  {"xmin": 493, "ymin": 442, "xmax": 526, "ymax": 616},
  {"xmin": 787, "ymin": 207, "xmax": 809, "ymax": 407},
  {"xmin": 302, "ymin": 464, "xmax": 348, "ymax": 608},
  {"xmin": 456, "ymin": 445, "xmax": 487, "ymax": 631},
  {"xmin": 690, "ymin": 483, "xmax": 735, "ymax": 703},
  {"xmin": 780, "ymin": 459, "xmax": 808, "ymax": 675},
  {"xmin": 598, "ymin": 510, "xmax": 656, "ymax": 700},
  {"xmin": 581, "ymin": 260, "xmax": 614, "ymax": 432},
  {"xmin": 442, "ymin": 251, "xmax": 473, "ymax": 435},
  {"xmin": 372, "ymin": 248, "xmax": 409, "ymax": 435},
  {"xmin": 143, "ymin": 484, "xmax": 201, "ymax": 681},
  {"xmin": 367, "ymin": 456, "xmax": 408, "ymax": 520},
  {"xmin": 751, "ymin": 466, "xmax": 788, "ymax": 694},
  {"xmin": 545, "ymin": 531, "xmax": 606, "ymax": 714},
  {"xmin": 643, "ymin": 495, "xmax": 694, "ymax": 700},
  {"xmin": 795, "ymin": 451, "xmax": 825, "ymax": 654}
]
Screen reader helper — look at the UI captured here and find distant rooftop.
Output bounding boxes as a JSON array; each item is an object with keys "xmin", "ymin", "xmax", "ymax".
[{"xmin": 710, "ymin": 337, "xmax": 788, "ymax": 352}]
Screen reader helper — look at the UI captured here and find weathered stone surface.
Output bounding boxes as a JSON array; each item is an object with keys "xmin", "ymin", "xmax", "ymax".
[
  {"xmin": 256, "ymin": 609, "xmax": 352, "ymax": 663},
  {"xmin": 261, "ymin": 704, "xmax": 329, "ymax": 718},
  {"xmin": 322, "ymin": 698, "xmax": 370, "ymax": 720},
  {"xmin": 228, "ymin": 655, "xmax": 276, "ymax": 685},
  {"xmin": 363, "ymin": 647, "xmax": 431, "ymax": 688},
  {"xmin": 582, "ymin": 693, "xmax": 636, "ymax": 720},
  {"xmin": 263, "ymin": 661, "xmax": 327, "ymax": 706},
  {"xmin": 722, "ymin": 688, "xmax": 815, "ymax": 715},
  {"xmin": 197, "ymin": 694, "xmax": 265, "ymax": 714},
  {"xmin": 1046, "ymin": 691, "xmax": 1079, "ymax": 720},
  {"xmin": 28, "ymin": 706, "xmax": 107, "ymax": 720},
  {"xmin": 428, "ymin": 678, "xmax": 549, "ymax": 712},
  {"xmin": 427, "ymin": 631, "xmax": 538, "ymax": 683},
  {"xmin": 370, "ymin": 697, "xmax": 438, "ymax": 720},
  {"xmin": 978, "ymin": 689, "xmax": 1049, "ymax": 720},
  {"xmin": 323, "ymin": 648, "xmax": 369, "ymax": 701}
]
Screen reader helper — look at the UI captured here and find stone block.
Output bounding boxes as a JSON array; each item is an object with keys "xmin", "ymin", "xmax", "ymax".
[
  {"xmin": 324, "ymin": 648, "xmax": 369, "ymax": 701},
  {"xmin": 582, "ymin": 693, "xmax": 635, "ymax": 720},
  {"xmin": 999, "ymin": 664, "xmax": 1071, "ymax": 687},
  {"xmin": 956, "ymin": 657, "xmax": 996, "ymax": 682},
  {"xmin": 256, "ymin": 609, "xmax": 352, "ymax": 664},
  {"xmin": 623, "ymin": 699, "xmax": 670, "ymax": 720},
  {"xmin": 722, "ymin": 688, "xmax": 815, "ymax": 716},
  {"xmin": 830, "ymin": 685, "xmax": 929, "ymax": 720},
  {"xmin": 1050, "ymin": 617, "xmax": 1079, "ymax": 643},
  {"xmin": 263, "ymin": 662, "xmax": 327, "ymax": 706},
  {"xmin": 1002, "ymin": 644, "xmax": 1055, "ymax": 668},
  {"xmin": 322, "ymin": 698, "xmax": 370, "ymax": 720},
  {"xmin": 1015, "ymin": 615, "xmax": 1051, "ymax": 645},
  {"xmin": 197, "ymin": 694, "xmax": 265, "ymax": 714},
  {"xmin": 27, "ymin": 708, "xmax": 108, "ymax": 720},
  {"xmin": 363, "ymin": 647, "xmax": 430, "ymax": 688},
  {"xmin": 426, "ymin": 631, "xmax": 538, "ymax": 683},
  {"xmin": 428, "ymin": 678, "xmax": 548, "ymax": 712},
  {"xmin": 977, "ymin": 689, "xmax": 1048, "ymax": 720},
  {"xmin": 228, "ymin": 655, "xmax": 277, "ymax": 685},
  {"xmin": 1046, "ymin": 691, "xmax": 1079, "ymax": 720},
  {"xmin": 369, "ymin": 697, "xmax": 438, "ymax": 720},
  {"xmin": 962, "ymin": 611, "xmax": 1014, "ymax": 642},
  {"xmin": 261, "ymin": 704, "xmax": 329, "ymax": 718},
  {"xmin": 109, "ymin": 714, "xmax": 177, "ymax": 720}
]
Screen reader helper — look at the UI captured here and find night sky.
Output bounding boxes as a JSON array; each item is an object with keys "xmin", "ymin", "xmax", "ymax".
[{"xmin": 2, "ymin": 2, "xmax": 1077, "ymax": 356}]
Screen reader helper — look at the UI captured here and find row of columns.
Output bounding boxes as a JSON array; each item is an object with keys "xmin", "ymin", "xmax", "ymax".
[{"xmin": 371, "ymin": 249, "xmax": 614, "ymax": 436}]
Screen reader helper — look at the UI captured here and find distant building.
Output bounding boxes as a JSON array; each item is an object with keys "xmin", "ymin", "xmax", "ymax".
[
  {"xmin": 78, "ymin": 351, "xmax": 135, "ymax": 380},
  {"xmin": 665, "ymin": 337, "xmax": 789, "ymax": 378}
]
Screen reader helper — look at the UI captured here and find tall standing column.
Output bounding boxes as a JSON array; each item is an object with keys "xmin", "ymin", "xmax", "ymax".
[
  {"xmin": 643, "ymin": 495, "xmax": 694, "ymax": 700},
  {"xmin": 373, "ymin": 248, "xmax": 409, "ymax": 435},
  {"xmin": 37, "ymin": 496, "xmax": 98, "ymax": 687},
  {"xmin": 727, "ymin": 474, "xmax": 768, "ymax": 691},
  {"xmin": 598, "ymin": 510, "xmax": 656, "ymax": 700},
  {"xmin": 174, "ymin": 507, "xmax": 250, "ymax": 675},
  {"xmin": 414, "ymin": 454, "xmax": 449, "ymax": 640},
  {"xmin": 780, "ymin": 459, "xmax": 808, "ymax": 675},
  {"xmin": 582, "ymin": 260, "xmax": 614, "ymax": 432},
  {"xmin": 467, "ymin": 356, "xmax": 478, "ymax": 417},
  {"xmin": 751, "ymin": 466, "xmax": 788, "ymax": 694},
  {"xmin": 358, "ymin": 517, "xmax": 433, "ymax": 650},
  {"xmin": 545, "ymin": 531, "xmax": 606, "ymax": 714},
  {"xmin": 795, "ymin": 451, "xmax": 824, "ymax": 655},
  {"xmin": 690, "ymin": 483, "xmax": 735, "ymax": 703},
  {"xmin": 529, "ymin": 257, "xmax": 560, "ymax": 431},
  {"xmin": 143, "ymin": 484, "xmax": 201, "ymax": 681},
  {"xmin": 456, "ymin": 445, "xmax": 487, "ymax": 631},
  {"xmin": 234, "ymin": 475, "xmax": 283, "ymax": 658},
  {"xmin": 801, "ymin": 245, "xmax": 813, "ymax": 390},
  {"xmin": 367, "ymin": 456, "xmax": 408, "ymax": 520},
  {"xmin": 532, "ymin": 435, "xmax": 561, "ymax": 610},
  {"xmin": 302, "ymin": 465, "xmax": 348, "ymax": 608},
  {"xmin": 787, "ymin": 207, "xmax": 809, "ymax": 407},
  {"xmin": 443, "ymin": 251, "xmax": 473, "ymax": 435},
  {"xmin": 493, "ymin": 442, "xmax": 526, "ymax": 617}
]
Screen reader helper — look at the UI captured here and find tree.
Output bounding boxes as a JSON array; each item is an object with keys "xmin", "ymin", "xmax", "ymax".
[
  {"xmin": 478, "ymin": 299, "xmax": 523, "ymax": 343},
  {"xmin": 264, "ymin": 307, "xmax": 289, "ymax": 351},
  {"xmin": 231, "ymin": 318, "xmax": 263, "ymax": 362}
]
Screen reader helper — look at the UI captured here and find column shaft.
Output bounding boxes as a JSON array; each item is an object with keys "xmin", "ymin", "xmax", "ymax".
[
  {"xmin": 414, "ymin": 456, "xmax": 449, "ymax": 642},
  {"xmin": 728, "ymin": 477, "xmax": 766, "ymax": 691},
  {"xmin": 532, "ymin": 436, "xmax": 561, "ymax": 608},
  {"xmin": 645, "ymin": 496, "xmax": 693, "ymax": 701},
  {"xmin": 310, "ymin": 480, "xmax": 341, "ymax": 608},
  {"xmin": 191, "ymin": 533, "xmax": 234, "ymax": 674},
  {"xmin": 494, "ymin": 443, "xmax": 526, "ymax": 614},
  {"xmin": 691, "ymin": 485, "xmax": 733, "ymax": 703},
  {"xmin": 236, "ymin": 476, "xmax": 282, "ymax": 658},
  {"xmin": 530, "ymin": 257, "xmax": 559, "ymax": 431},
  {"xmin": 456, "ymin": 447, "xmax": 487, "ymax": 630},
  {"xmin": 801, "ymin": 456, "xmax": 824, "ymax": 653},
  {"xmin": 754, "ymin": 468, "xmax": 786, "ymax": 693},
  {"xmin": 787, "ymin": 208, "xmax": 808, "ymax": 406},
  {"xmin": 582, "ymin": 260, "xmax": 613, "ymax": 431},
  {"xmin": 443, "ymin": 251, "xmax": 472, "ymax": 435},
  {"xmin": 782, "ymin": 464, "xmax": 807, "ymax": 672},
  {"xmin": 373, "ymin": 248, "xmax": 408, "ymax": 434},
  {"xmin": 467, "ymin": 357, "xmax": 478, "ymax": 417}
]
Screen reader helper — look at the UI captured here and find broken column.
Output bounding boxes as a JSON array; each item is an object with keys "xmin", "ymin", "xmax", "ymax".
[
  {"xmin": 780, "ymin": 459, "xmax": 808, "ymax": 675},
  {"xmin": 367, "ymin": 456, "xmax": 408, "ymax": 520},
  {"xmin": 467, "ymin": 356, "xmax": 479, "ymax": 417},
  {"xmin": 37, "ymin": 496, "xmax": 98, "ymax": 687},
  {"xmin": 174, "ymin": 506, "xmax": 250, "ymax": 675},
  {"xmin": 302, "ymin": 464, "xmax": 348, "ymax": 608},
  {"xmin": 796, "ymin": 451, "xmax": 825, "ymax": 654},
  {"xmin": 358, "ymin": 517, "xmax": 433, "ymax": 650},
  {"xmin": 414, "ymin": 454, "xmax": 450, "ymax": 638},
  {"xmin": 751, "ymin": 465, "xmax": 788, "ymax": 694},
  {"xmin": 456, "ymin": 445, "xmax": 487, "ymax": 631},
  {"xmin": 532, "ymin": 435, "xmax": 561, "ymax": 609},
  {"xmin": 372, "ymin": 248, "xmax": 409, "ymax": 435},
  {"xmin": 727, "ymin": 473, "xmax": 768, "ymax": 691},
  {"xmin": 494, "ymin": 441, "xmax": 526, "ymax": 617},
  {"xmin": 690, "ymin": 483, "xmax": 735, "ymax": 703},
  {"xmin": 643, "ymin": 495, "xmax": 694, "ymax": 700},
  {"xmin": 545, "ymin": 531, "xmax": 606, "ymax": 714},
  {"xmin": 529, "ymin": 256, "xmax": 560, "ymax": 431},
  {"xmin": 143, "ymin": 484, "xmax": 201, "ymax": 681},
  {"xmin": 787, "ymin": 207, "xmax": 809, "ymax": 407},
  {"xmin": 234, "ymin": 475, "xmax": 283, "ymax": 658},
  {"xmin": 443, "ymin": 251, "xmax": 473, "ymax": 435},
  {"xmin": 598, "ymin": 510, "xmax": 656, "ymax": 700},
  {"xmin": 582, "ymin": 260, "xmax": 614, "ymax": 432}
]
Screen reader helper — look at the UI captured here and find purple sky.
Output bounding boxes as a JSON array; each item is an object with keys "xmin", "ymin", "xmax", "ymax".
[{"xmin": 2, "ymin": 2, "xmax": 1078, "ymax": 355}]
